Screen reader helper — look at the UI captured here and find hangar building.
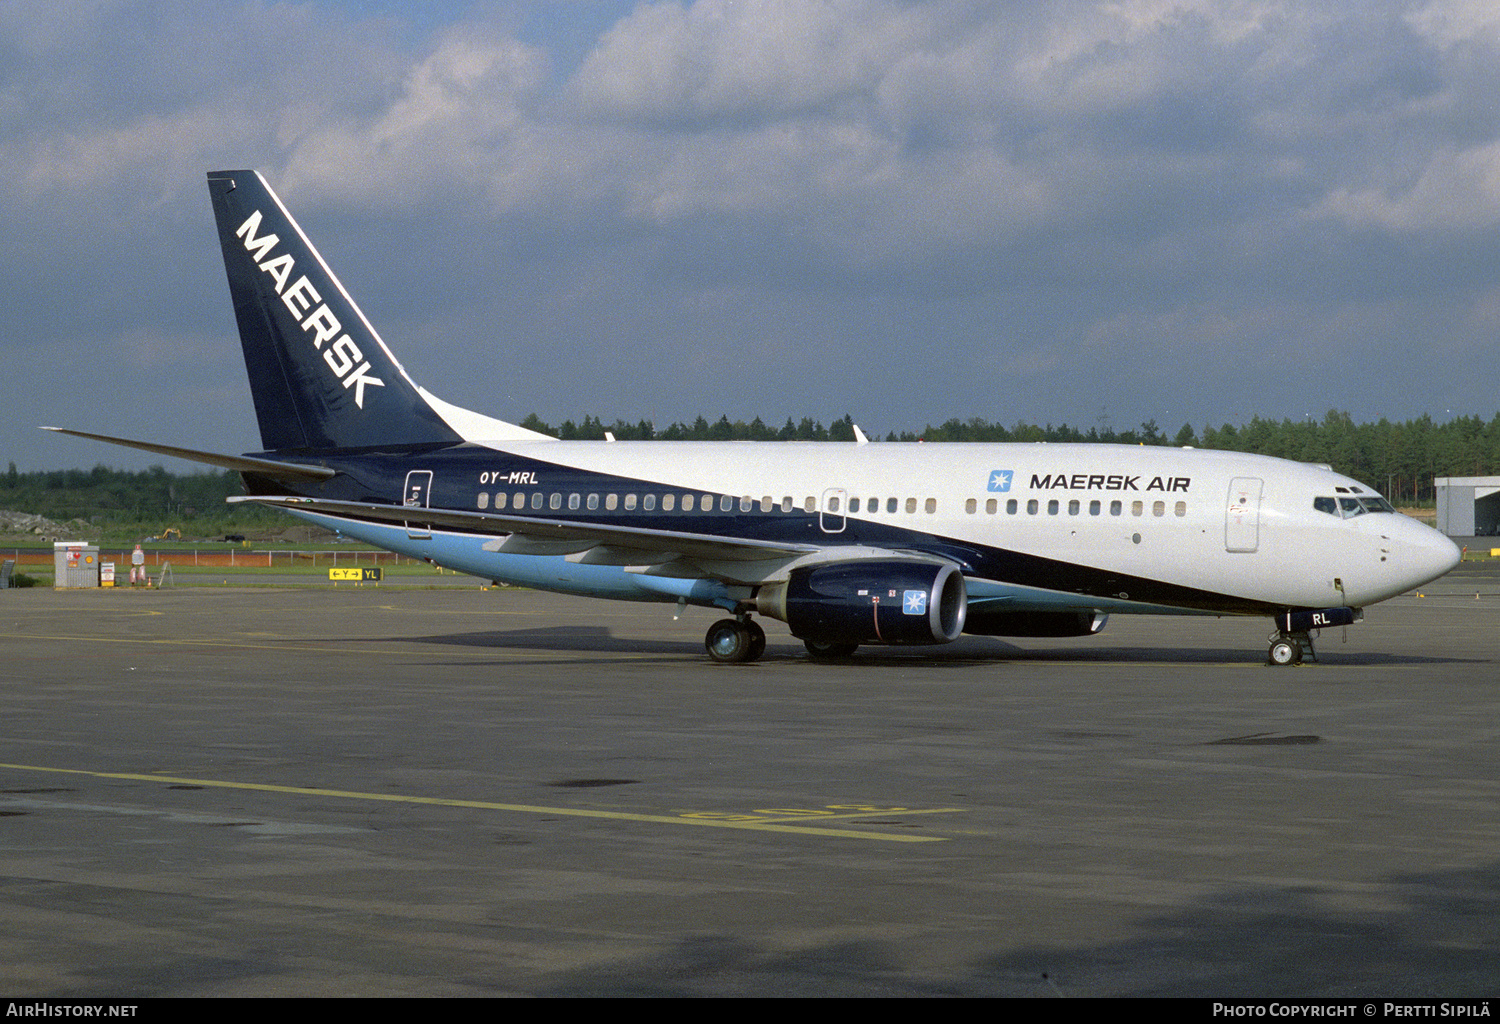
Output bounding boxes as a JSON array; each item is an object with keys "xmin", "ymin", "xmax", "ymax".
[{"xmin": 1435, "ymin": 476, "xmax": 1500, "ymax": 537}]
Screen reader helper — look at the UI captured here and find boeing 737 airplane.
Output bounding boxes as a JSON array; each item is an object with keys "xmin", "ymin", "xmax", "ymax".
[{"xmin": 50, "ymin": 170, "xmax": 1462, "ymax": 665}]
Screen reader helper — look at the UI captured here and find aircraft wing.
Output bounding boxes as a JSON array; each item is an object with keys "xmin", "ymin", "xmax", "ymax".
[{"xmin": 229, "ymin": 494, "xmax": 824, "ymax": 579}]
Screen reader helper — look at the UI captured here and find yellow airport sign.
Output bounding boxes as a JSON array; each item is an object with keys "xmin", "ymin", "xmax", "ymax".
[{"xmin": 329, "ymin": 567, "xmax": 383, "ymax": 582}]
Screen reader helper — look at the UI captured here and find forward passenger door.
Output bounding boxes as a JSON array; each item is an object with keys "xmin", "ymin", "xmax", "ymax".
[{"xmin": 1225, "ymin": 477, "xmax": 1263, "ymax": 553}]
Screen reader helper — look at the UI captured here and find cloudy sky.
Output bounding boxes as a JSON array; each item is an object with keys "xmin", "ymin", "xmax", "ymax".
[{"xmin": 6, "ymin": 0, "xmax": 1500, "ymax": 470}]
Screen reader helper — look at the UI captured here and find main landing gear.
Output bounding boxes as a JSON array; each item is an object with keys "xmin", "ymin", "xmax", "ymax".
[
  {"xmin": 802, "ymin": 638, "xmax": 859, "ymax": 659},
  {"xmin": 704, "ymin": 617, "xmax": 766, "ymax": 664},
  {"xmin": 703, "ymin": 617, "xmax": 864, "ymax": 663}
]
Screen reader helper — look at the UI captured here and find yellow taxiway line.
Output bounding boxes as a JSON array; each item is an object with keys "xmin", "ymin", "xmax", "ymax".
[{"xmin": 0, "ymin": 762, "xmax": 959, "ymax": 843}]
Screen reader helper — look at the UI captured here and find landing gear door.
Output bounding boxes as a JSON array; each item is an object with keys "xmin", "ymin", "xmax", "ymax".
[
  {"xmin": 1225, "ymin": 477, "xmax": 1263, "ymax": 553},
  {"xmin": 404, "ymin": 470, "xmax": 433, "ymax": 540}
]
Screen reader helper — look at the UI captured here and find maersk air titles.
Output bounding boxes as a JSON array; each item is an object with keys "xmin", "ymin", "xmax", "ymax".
[
  {"xmin": 49, "ymin": 170, "xmax": 1461, "ymax": 666},
  {"xmin": 1027, "ymin": 473, "xmax": 1190, "ymax": 492}
]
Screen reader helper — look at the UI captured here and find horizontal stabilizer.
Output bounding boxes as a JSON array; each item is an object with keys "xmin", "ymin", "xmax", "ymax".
[{"xmin": 42, "ymin": 427, "xmax": 337, "ymax": 481}]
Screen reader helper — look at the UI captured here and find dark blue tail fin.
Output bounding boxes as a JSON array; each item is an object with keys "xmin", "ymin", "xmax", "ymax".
[{"xmin": 208, "ymin": 170, "xmax": 464, "ymax": 452}]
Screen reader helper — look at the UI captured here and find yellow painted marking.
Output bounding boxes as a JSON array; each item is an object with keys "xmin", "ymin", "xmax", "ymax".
[
  {"xmin": 679, "ymin": 806, "xmax": 964, "ymax": 826},
  {"xmin": 745, "ymin": 807, "xmax": 962, "ymax": 824},
  {"xmin": 0, "ymin": 763, "xmax": 954, "ymax": 843}
]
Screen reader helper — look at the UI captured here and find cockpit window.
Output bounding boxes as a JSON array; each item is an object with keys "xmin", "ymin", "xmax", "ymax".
[{"xmin": 1317, "ymin": 494, "xmax": 1397, "ymax": 518}]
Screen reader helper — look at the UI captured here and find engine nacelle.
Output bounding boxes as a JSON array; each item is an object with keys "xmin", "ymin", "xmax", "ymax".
[
  {"xmin": 755, "ymin": 560, "xmax": 967, "ymax": 645},
  {"xmin": 963, "ymin": 608, "xmax": 1109, "ymax": 637}
]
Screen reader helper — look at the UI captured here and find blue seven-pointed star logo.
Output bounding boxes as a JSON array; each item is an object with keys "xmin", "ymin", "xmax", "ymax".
[
  {"xmin": 904, "ymin": 590, "xmax": 928, "ymax": 615},
  {"xmin": 987, "ymin": 470, "xmax": 1013, "ymax": 492}
]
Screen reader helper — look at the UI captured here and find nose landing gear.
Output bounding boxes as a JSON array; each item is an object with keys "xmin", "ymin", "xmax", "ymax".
[
  {"xmin": 1267, "ymin": 630, "xmax": 1316, "ymax": 666},
  {"xmin": 1268, "ymin": 607, "xmax": 1359, "ymax": 666}
]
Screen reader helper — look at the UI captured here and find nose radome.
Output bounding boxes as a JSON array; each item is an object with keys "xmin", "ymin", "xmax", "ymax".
[{"xmin": 1403, "ymin": 520, "xmax": 1461, "ymax": 590}]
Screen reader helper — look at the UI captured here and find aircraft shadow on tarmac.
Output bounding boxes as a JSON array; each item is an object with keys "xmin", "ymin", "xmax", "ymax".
[
  {"xmin": 353, "ymin": 627, "xmax": 1484, "ymax": 668},
  {"xmin": 526, "ymin": 859, "xmax": 1500, "ymax": 997},
  {"xmin": 399, "ymin": 625, "xmax": 703, "ymax": 657}
]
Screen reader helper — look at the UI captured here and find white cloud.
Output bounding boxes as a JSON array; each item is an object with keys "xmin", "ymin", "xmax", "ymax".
[
  {"xmin": 281, "ymin": 31, "xmax": 552, "ymax": 209},
  {"xmin": 567, "ymin": 0, "xmax": 921, "ymax": 122},
  {"xmin": 1405, "ymin": 0, "xmax": 1500, "ymax": 48},
  {"xmin": 1315, "ymin": 139, "xmax": 1500, "ymax": 230}
]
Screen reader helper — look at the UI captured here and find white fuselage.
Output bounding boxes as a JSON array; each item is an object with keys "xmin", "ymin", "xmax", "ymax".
[{"xmin": 370, "ymin": 439, "xmax": 1461, "ymax": 615}]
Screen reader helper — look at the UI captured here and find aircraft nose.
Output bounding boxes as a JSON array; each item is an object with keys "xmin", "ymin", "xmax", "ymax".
[{"xmin": 1401, "ymin": 520, "xmax": 1462, "ymax": 590}]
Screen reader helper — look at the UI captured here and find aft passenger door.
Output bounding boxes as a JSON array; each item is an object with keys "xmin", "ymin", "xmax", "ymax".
[
  {"xmin": 1225, "ymin": 477, "xmax": 1263, "ymax": 553},
  {"xmin": 403, "ymin": 470, "xmax": 433, "ymax": 540}
]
